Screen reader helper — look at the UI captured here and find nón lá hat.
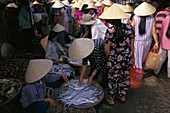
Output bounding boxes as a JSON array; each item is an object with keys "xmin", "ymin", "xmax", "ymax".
[
  {"xmin": 134, "ymin": 2, "xmax": 156, "ymax": 16},
  {"xmin": 99, "ymin": 4, "xmax": 129, "ymax": 19},
  {"xmin": 52, "ymin": 0, "xmax": 64, "ymax": 8},
  {"xmin": 68, "ymin": 38, "xmax": 94, "ymax": 60},
  {"xmin": 25, "ymin": 59, "xmax": 53, "ymax": 83}
]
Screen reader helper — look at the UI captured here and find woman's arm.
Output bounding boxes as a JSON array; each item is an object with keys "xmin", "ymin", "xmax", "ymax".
[
  {"xmin": 152, "ymin": 19, "xmax": 159, "ymax": 48},
  {"xmin": 78, "ymin": 65, "xmax": 87, "ymax": 86},
  {"xmin": 105, "ymin": 43, "xmax": 110, "ymax": 56},
  {"xmin": 131, "ymin": 19, "xmax": 135, "ymax": 28},
  {"xmin": 88, "ymin": 69, "xmax": 97, "ymax": 86},
  {"xmin": 44, "ymin": 98, "xmax": 56, "ymax": 108},
  {"xmin": 81, "ymin": 26, "xmax": 90, "ymax": 38}
]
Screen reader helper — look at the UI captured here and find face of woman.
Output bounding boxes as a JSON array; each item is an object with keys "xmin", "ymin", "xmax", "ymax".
[
  {"xmin": 52, "ymin": 36, "xmax": 57, "ymax": 42},
  {"xmin": 90, "ymin": 9, "xmax": 94, "ymax": 14}
]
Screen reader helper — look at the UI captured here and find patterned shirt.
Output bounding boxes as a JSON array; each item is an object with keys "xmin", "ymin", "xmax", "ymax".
[
  {"xmin": 96, "ymin": 6, "xmax": 102, "ymax": 17},
  {"xmin": 155, "ymin": 9, "xmax": 170, "ymax": 34},
  {"xmin": 20, "ymin": 74, "xmax": 60, "ymax": 109},
  {"xmin": 83, "ymin": 39, "xmax": 107, "ymax": 71}
]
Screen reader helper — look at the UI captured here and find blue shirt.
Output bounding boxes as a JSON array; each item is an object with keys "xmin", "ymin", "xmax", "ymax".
[
  {"xmin": 19, "ymin": 5, "xmax": 34, "ymax": 29},
  {"xmin": 20, "ymin": 74, "xmax": 60, "ymax": 109}
]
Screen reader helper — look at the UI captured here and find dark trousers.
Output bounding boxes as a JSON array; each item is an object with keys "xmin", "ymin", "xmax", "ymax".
[
  {"xmin": 23, "ymin": 101, "xmax": 48, "ymax": 113},
  {"xmin": 21, "ymin": 28, "xmax": 34, "ymax": 52}
]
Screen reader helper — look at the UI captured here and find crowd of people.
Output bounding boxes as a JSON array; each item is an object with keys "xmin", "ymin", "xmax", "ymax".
[{"xmin": 5, "ymin": 0, "xmax": 170, "ymax": 113}]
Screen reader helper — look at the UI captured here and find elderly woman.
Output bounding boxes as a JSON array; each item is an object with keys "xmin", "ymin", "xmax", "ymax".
[
  {"xmin": 99, "ymin": 4, "xmax": 135, "ymax": 104},
  {"xmin": 20, "ymin": 59, "xmax": 68, "ymax": 113}
]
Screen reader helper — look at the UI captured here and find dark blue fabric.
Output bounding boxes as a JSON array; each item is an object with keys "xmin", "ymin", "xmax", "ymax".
[
  {"xmin": 46, "ymin": 80, "xmax": 58, "ymax": 88},
  {"xmin": 23, "ymin": 101, "xmax": 48, "ymax": 113}
]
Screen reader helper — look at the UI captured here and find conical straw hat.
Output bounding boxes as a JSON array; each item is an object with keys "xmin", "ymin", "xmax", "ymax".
[
  {"xmin": 99, "ymin": 4, "xmax": 129, "ymax": 19},
  {"xmin": 47, "ymin": 0, "xmax": 55, "ymax": 4},
  {"xmin": 134, "ymin": 2, "xmax": 156, "ymax": 16},
  {"xmin": 72, "ymin": 0, "xmax": 79, "ymax": 3},
  {"xmin": 125, "ymin": 4, "xmax": 133, "ymax": 12},
  {"xmin": 115, "ymin": 3, "xmax": 127, "ymax": 12},
  {"xmin": 6, "ymin": 3, "xmax": 18, "ymax": 8},
  {"xmin": 62, "ymin": 0, "xmax": 70, "ymax": 7},
  {"xmin": 52, "ymin": 23, "xmax": 65, "ymax": 32},
  {"xmin": 34, "ymin": 13, "xmax": 42, "ymax": 23},
  {"xmin": 84, "ymin": 0, "xmax": 93, "ymax": 4},
  {"xmin": 68, "ymin": 38, "xmax": 94, "ymax": 60},
  {"xmin": 33, "ymin": 0, "xmax": 39, "ymax": 5},
  {"xmin": 95, "ymin": 1, "xmax": 103, "ymax": 7},
  {"xmin": 80, "ymin": 14, "xmax": 96, "ymax": 25},
  {"xmin": 102, "ymin": 0, "xmax": 112, "ymax": 6},
  {"xmin": 72, "ymin": 2, "xmax": 82, "ymax": 8},
  {"xmin": 52, "ymin": 0, "xmax": 64, "ymax": 8},
  {"xmin": 25, "ymin": 59, "xmax": 53, "ymax": 83},
  {"xmin": 41, "ymin": 24, "xmax": 65, "ymax": 51},
  {"xmin": 86, "ymin": 3, "xmax": 96, "ymax": 9},
  {"xmin": 40, "ymin": 35, "xmax": 49, "ymax": 51}
]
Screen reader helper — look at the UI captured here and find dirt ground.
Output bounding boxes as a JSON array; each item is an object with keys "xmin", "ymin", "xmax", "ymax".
[{"xmin": 0, "ymin": 63, "xmax": 170, "ymax": 113}]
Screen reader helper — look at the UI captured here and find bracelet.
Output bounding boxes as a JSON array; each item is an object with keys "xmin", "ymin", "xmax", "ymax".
[{"xmin": 92, "ymin": 73, "xmax": 96, "ymax": 76}]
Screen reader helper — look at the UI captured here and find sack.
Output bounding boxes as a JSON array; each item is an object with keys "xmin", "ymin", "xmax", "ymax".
[
  {"xmin": 54, "ymin": 16, "xmax": 60, "ymax": 24},
  {"xmin": 129, "ymin": 64, "xmax": 144, "ymax": 88},
  {"xmin": 145, "ymin": 48, "xmax": 160, "ymax": 70}
]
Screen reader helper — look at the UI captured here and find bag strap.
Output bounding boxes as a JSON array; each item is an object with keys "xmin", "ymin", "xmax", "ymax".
[{"xmin": 150, "ymin": 48, "xmax": 159, "ymax": 54}]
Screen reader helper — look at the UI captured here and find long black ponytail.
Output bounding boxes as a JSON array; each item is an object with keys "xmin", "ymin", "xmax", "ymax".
[
  {"xmin": 109, "ymin": 19, "xmax": 124, "ymax": 44},
  {"xmin": 139, "ymin": 16, "xmax": 146, "ymax": 35}
]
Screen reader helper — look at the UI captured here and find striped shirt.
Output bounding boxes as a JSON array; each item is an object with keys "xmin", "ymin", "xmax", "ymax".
[
  {"xmin": 155, "ymin": 9, "xmax": 170, "ymax": 34},
  {"xmin": 20, "ymin": 74, "xmax": 60, "ymax": 109},
  {"xmin": 135, "ymin": 16, "xmax": 154, "ymax": 40},
  {"xmin": 76, "ymin": 10, "xmax": 83, "ymax": 23}
]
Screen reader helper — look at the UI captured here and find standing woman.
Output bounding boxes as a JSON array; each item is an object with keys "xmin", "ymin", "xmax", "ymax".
[
  {"xmin": 61, "ymin": 0, "xmax": 70, "ymax": 32},
  {"xmin": 131, "ymin": 2, "xmax": 159, "ymax": 69},
  {"xmin": 99, "ymin": 4, "xmax": 135, "ymax": 104}
]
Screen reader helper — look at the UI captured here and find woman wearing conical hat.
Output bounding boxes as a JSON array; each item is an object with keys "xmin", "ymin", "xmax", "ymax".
[
  {"xmin": 131, "ymin": 2, "xmax": 159, "ymax": 69},
  {"xmin": 95, "ymin": 0, "xmax": 103, "ymax": 17},
  {"xmin": 20, "ymin": 59, "xmax": 68, "ymax": 113},
  {"xmin": 99, "ymin": 4, "xmax": 135, "ymax": 105}
]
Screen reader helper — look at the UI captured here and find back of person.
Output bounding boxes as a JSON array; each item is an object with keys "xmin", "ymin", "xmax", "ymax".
[{"xmin": 135, "ymin": 16, "xmax": 154, "ymax": 40}]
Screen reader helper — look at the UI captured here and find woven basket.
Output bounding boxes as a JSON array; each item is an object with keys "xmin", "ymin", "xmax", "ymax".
[
  {"xmin": 0, "ymin": 78, "xmax": 22, "ymax": 105},
  {"xmin": 145, "ymin": 48, "xmax": 160, "ymax": 70}
]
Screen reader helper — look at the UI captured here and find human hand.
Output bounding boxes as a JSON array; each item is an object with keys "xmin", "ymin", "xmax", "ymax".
[
  {"xmin": 63, "ymin": 51, "xmax": 67, "ymax": 56},
  {"xmin": 153, "ymin": 43, "xmax": 158, "ymax": 49},
  {"xmin": 88, "ymin": 77, "xmax": 93, "ymax": 86},
  {"xmin": 49, "ymin": 98, "xmax": 56, "ymax": 108},
  {"xmin": 78, "ymin": 76, "xmax": 83, "ymax": 86},
  {"xmin": 60, "ymin": 74, "xmax": 69, "ymax": 81}
]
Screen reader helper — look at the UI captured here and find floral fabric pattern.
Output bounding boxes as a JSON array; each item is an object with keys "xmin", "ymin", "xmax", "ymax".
[{"xmin": 104, "ymin": 24, "xmax": 134, "ymax": 100}]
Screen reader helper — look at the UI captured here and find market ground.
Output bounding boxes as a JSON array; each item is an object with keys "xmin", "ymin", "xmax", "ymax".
[{"xmin": 0, "ymin": 63, "xmax": 170, "ymax": 113}]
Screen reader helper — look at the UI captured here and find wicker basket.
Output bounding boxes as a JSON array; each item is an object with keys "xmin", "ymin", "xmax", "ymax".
[{"xmin": 0, "ymin": 78, "xmax": 22, "ymax": 105}]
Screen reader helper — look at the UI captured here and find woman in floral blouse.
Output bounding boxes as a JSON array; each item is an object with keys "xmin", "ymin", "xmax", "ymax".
[{"xmin": 99, "ymin": 4, "xmax": 135, "ymax": 105}]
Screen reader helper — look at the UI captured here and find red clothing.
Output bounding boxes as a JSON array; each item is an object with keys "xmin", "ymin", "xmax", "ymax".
[{"xmin": 155, "ymin": 9, "xmax": 170, "ymax": 34}]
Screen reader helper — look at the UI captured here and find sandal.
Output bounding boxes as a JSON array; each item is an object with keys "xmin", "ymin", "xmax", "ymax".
[{"xmin": 106, "ymin": 98, "xmax": 114, "ymax": 105}]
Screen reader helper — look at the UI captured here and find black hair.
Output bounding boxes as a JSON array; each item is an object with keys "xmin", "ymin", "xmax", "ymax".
[
  {"xmin": 139, "ymin": 16, "xmax": 146, "ymax": 35},
  {"xmin": 108, "ymin": 19, "xmax": 124, "ymax": 44},
  {"xmin": 48, "ymin": 31, "xmax": 58, "ymax": 41},
  {"xmin": 82, "ymin": 4, "xmax": 88, "ymax": 14},
  {"xmin": 166, "ymin": 22, "xmax": 170, "ymax": 38}
]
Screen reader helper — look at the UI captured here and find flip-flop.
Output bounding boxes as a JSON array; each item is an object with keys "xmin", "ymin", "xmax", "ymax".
[{"xmin": 116, "ymin": 95, "xmax": 125, "ymax": 102}]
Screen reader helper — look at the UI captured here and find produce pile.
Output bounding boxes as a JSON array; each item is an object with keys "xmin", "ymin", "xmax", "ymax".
[
  {"xmin": 0, "ymin": 59, "xmax": 29, "ymax": 82},
  {"xmin": 0, "ymin": 78, "xmax": 21, "ymax": 104}
]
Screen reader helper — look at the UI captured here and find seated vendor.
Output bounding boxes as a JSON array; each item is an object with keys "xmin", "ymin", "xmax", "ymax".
[
  {"xmin": 68, "ymin": 38, "xmax": 108, "ymax": 88},
  {"xmin": 20, "ymin": 59, "xmax": 68, "ymax": 113},
  {"xmin": 44, "ymin": 31, "xmax": 67, "ymax": 63}
]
